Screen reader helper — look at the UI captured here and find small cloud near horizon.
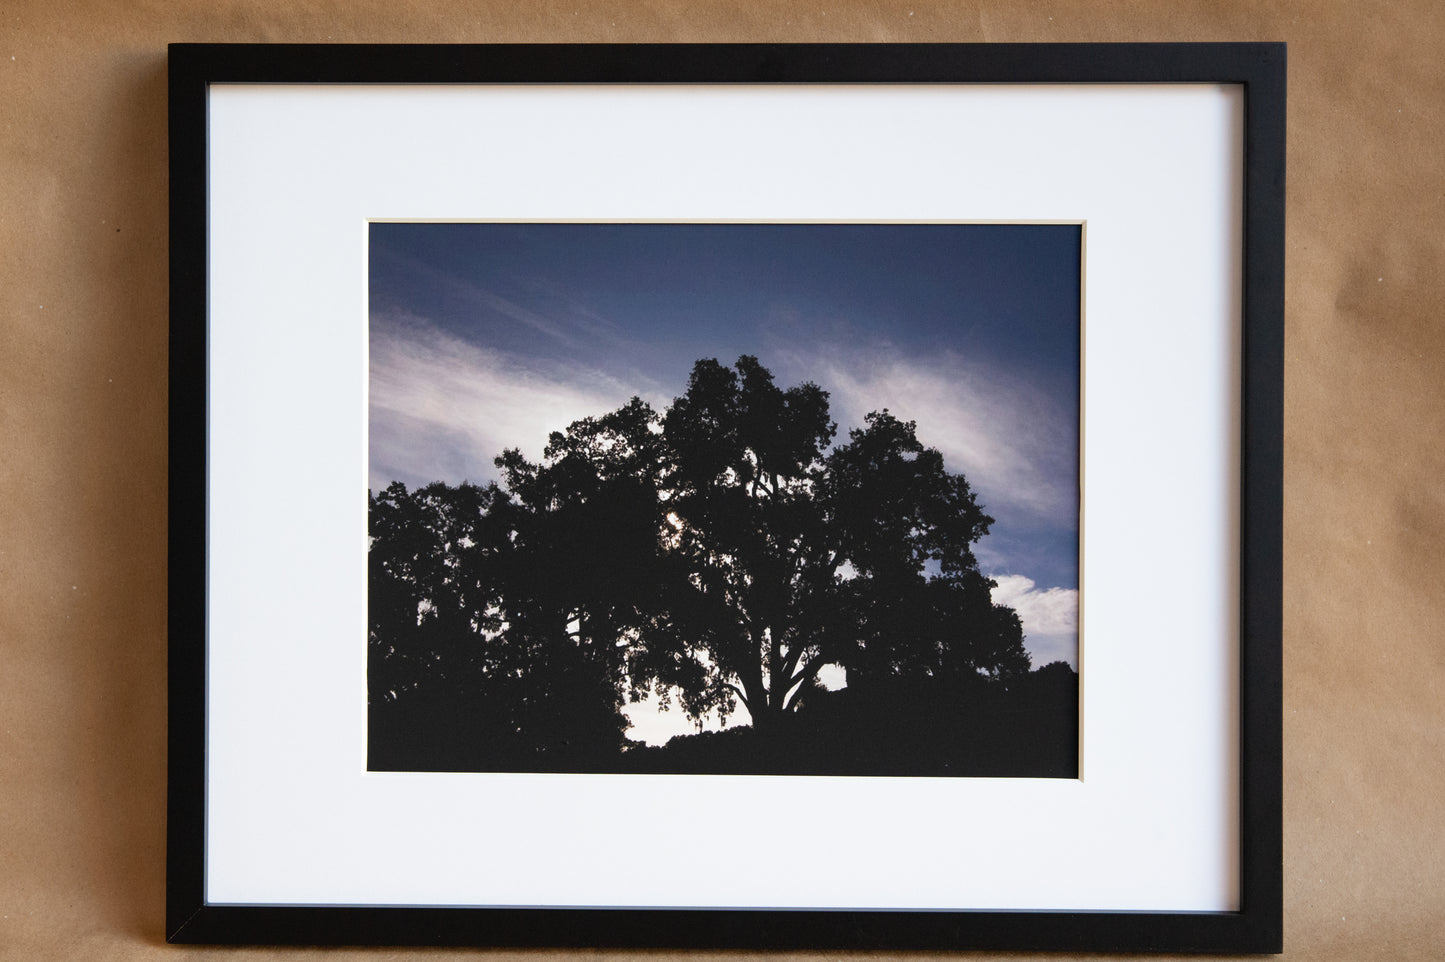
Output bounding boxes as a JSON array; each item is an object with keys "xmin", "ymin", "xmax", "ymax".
[{"xmin": 990, "ymin": 573, "xmax": 1079, "ymax": 668}]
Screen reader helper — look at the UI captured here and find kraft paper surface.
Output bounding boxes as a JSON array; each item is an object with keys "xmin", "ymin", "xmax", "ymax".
[{"xmin": 1, "ymin": 1, "xmax": 1442, "ymax": 959}]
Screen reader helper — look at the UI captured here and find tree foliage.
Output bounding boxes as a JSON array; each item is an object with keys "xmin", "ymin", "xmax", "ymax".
[{"xmin": 369, "ymin": 356, "xmax": 1040, "ymax": 769}]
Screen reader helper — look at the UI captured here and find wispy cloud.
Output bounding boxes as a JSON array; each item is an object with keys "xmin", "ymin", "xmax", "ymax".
[
  {"xmin": 368, "ymin": 310, "xmax": 663, "ymax": 491},
  {"xmin": 516, "ymin": 273, "xmax": 627, "ymax": 344},
  {"xmin": 775, "ymin": 343, "xmax": 1077, "ymax": 527},
  {"xmin": 373, "ymin": 244, "xmax": 588, "ymax": 349}
]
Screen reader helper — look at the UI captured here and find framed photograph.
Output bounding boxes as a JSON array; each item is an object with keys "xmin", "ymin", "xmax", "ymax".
[{"xmin": 169, "ymin": 43, "xmax": 1284, "ymax": 952}]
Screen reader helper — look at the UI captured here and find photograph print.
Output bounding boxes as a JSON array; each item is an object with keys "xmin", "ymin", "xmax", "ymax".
[{"xmin": 367, "ymin": 223, "xmax": 1080, "ymax": 778}]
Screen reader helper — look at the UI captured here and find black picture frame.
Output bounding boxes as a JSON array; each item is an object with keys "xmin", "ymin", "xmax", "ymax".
[{"xmin": 168, "ymin": 42, "xmax": 1284, "ymax": 953}]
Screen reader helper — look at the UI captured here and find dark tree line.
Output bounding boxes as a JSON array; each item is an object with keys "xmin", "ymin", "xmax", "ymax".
[{"xmin": 369, "ymin": 356, "xmax": 1076, "ymax": 776}]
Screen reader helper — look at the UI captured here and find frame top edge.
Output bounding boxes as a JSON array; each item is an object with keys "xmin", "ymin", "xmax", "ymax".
[{"xmin": 166, "ymin": 41, "xmax": 1286, "ymax": 86}]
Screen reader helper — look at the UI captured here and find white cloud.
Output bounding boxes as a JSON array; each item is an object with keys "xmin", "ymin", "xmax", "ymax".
[
  {"xmin": 991, "ymin": 574, "xmax": 1078, "ymax": 635},
  {"xmin": 990, "ymin": 573, "xmax": 1079, "ymax": 668},
  {"xmin": 778, "ymin": 344, "xmax": 1077, "ymax": 527},
  {"xmin": 368, "ymin": 311, "xmax": 663, "ymax": 491}
]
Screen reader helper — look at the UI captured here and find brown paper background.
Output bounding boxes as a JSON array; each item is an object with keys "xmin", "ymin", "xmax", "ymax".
[{"xmin": 2, "ymin": 1, "xmax": 1442, "ymax": 959}]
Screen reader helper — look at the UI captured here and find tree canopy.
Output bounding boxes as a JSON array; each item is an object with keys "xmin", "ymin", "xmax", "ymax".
[{"xmin": 368, "ymin": 356, "xmax": 1055, "ymax": 772}]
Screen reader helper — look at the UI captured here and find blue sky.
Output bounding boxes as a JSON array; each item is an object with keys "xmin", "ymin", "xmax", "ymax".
[{"xmin": 368, "ymin": 223, "xmax": 1081, "ymax": 731}]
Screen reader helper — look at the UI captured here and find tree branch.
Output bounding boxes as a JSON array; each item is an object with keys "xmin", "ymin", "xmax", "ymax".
[
  {"xmin": 781, "ymin": 639, "xmax": 806, "ymax": 683},
  {"xmin": 726, "ymin": 682, "xmax": 754, "ymax": 716},
  {"xmin": 780, "ymin": 658, "xmax": 826, "ymax": 713}
]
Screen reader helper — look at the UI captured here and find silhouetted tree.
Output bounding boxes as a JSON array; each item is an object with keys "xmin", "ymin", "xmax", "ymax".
[
  {"xmin": 821, "ymin": 409, "xmax": 1026, "ymax": 692},
  {"xmin": 626, "ymin": 357, "xmax": 840, "ymax": 730},
  {"xmin": 369, "ymin": 480, "xmax": 505, "ymax": 711},
  {"xmin": 491, "ymin": 397, "xmax": 671, "ymax": 750},
  {"xmin": 369, "ymin": 355, "xmax": 1036, "ymax": 764},
  {"xmin": 368, "ymin": 472, "xmax": 636, "ymax": 765},
  {"xmin": 617, "ymin": 357, "xmax": 1027, "ymax": 731}
]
